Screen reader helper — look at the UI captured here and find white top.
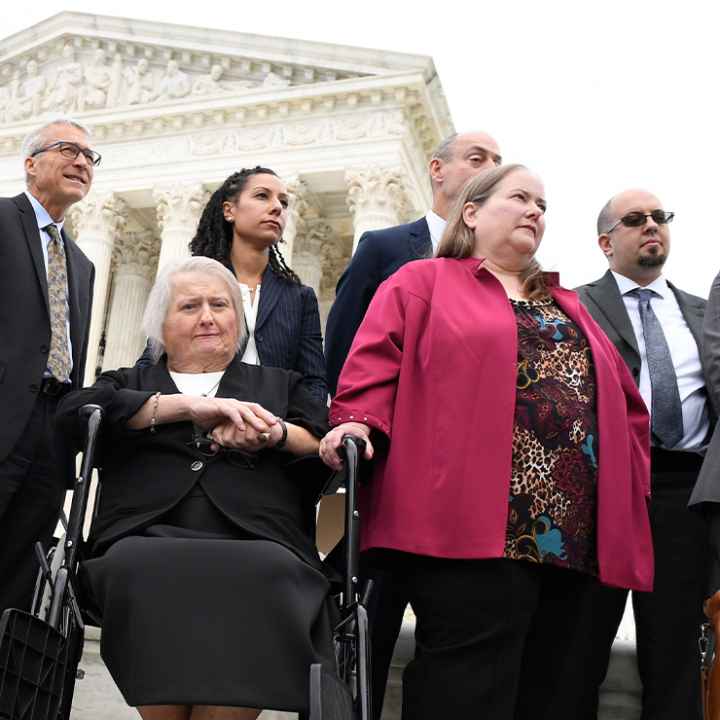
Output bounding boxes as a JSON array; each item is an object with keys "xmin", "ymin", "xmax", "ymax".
[
  {"xmin": 612, "ymin": 271, "xmax": 709, "ymax": 450},
  {"xmin": 24, "ymin": 190, "xmax": 73, "ymax": 375},
  {"xmin": 169, "ymin": 370, "xmax": 224, "ymax": 397},
  {"xmin": 425, "ymin": 209, "xmax": 447, "ymax": 253},
  {"xmin": 239, "ymin": 282, "xmax": 261, "ymax": 365}
]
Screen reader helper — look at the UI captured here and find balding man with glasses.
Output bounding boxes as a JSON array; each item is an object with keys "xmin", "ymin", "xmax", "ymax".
[
  {"xmin": 571, "ymin": 190, "xmax": 711, "ymax": 719},
  {"xmin": 0, "ymin": 116, "xmax": 97, "ymax": 616}
]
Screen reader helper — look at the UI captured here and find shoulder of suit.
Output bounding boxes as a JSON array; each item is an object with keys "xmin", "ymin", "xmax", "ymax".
[
  {"xmin": 358, "ymin": 217, "xmax": 426, "ymax": 246},
  {"xmin": 380, "ymin": 256, "xmax": 457, "ymax": 299},
  {"xmin": 671, "ymin": 284, "xmax": 707, "ymax": 308}
]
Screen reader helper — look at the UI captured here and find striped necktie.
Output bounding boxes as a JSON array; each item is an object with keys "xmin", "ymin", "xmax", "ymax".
[
  {"xmin": 44, "ymin": 223, "xmax": 72, "ymax": 383},
  {"xmin": 631, "ymin": 287, "xmax": 684, "ymax": 448}
]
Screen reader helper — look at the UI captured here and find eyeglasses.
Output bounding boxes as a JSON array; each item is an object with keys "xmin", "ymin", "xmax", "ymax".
[
  {"xmin": 186, "ymin": 434, "xmax": 257, "ymax": 470},
  {"xmin": 31, "ymin": 141, "xmax": 102, "ymax": 167},
  {"xmin": 606, "ymin": 210, "xmax": 674, "ymax": 233}
]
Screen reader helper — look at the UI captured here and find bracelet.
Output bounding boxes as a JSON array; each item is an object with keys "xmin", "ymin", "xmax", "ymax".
[
  {"xmin": 149, "ymin": 392, "xmax": 161, "ymax": 433},
  {"xmin": 275, "ymin": 418, "xmax": 288, "ymax": 450}
]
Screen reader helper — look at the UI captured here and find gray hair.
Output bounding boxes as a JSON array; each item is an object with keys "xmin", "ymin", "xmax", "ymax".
[
  {"xmin": 142, "ymin": 256, "xmax": 246, "ymax": 363},
  {"xmin": 21, "ymin": 115, "xmax": 92, "ymax": 159},
  {"xmin": 597, "ymin": 197, "xmax": 615, "ymax": 235},
  {"xmin": 431, "ymin": 133, "xmax": 458, "ymax": 163}
]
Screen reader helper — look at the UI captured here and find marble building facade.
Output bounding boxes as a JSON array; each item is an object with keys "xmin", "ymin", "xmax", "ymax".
[{"xmin": 0, "ymin": 11, "xmax": 452, "ymax": 383}]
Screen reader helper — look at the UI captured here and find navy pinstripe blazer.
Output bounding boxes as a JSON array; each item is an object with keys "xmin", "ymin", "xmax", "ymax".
[{"xmin": 136, "ymin": 264, "xmax": 328, "ymax": 403}]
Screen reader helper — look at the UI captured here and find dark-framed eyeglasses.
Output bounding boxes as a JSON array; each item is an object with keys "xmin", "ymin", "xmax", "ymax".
[
  {"xmin": 30, "ymin": 141, "xmax": 102, "ymax": 167},
  {"xmin": 606, "ymin": 210, "xmax": 674, "ymax": 233},
  {"xmin": 185, "ymin": 434, "xmax": 257, "ymax": 469}
]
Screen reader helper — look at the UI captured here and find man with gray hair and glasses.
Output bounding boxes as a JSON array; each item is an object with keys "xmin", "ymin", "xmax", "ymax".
[
  {"xmin": 0, "ymin": 116, "xmax": 97, "ymax": 617},
  {"xmin": 573, "ymin": 189, "xmax": 711, "ymax": 719},
  {"xmin": 324, "ymin": 130, "xmax": 501, "ymax": 719}
]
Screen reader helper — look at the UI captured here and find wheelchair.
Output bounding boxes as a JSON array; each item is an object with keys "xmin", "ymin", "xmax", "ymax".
[{"xmin": 0, "ymin": 404, "xmax": 371, "ymax": 720}]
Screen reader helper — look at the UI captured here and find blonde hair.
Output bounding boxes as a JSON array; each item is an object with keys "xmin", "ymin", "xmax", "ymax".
[{"xmin": 436, "ymin": 164, "xmax": 547, "ymax": 300}]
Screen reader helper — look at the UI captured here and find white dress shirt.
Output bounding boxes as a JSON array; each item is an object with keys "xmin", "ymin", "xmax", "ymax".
[
  {"xmin": 239, "ymin": 283, "xmax": 261, "ymax": 365},
  {"xmin": 425, "ymin": 210, "xmax": 447, "ymax": 253},
  {"xmin": 612, "ymin": 271, "xmax": 709, "ymax": 450},
  {"xmin": 24, "ymin": 190, "xmax": 74, "ymax": 375}
]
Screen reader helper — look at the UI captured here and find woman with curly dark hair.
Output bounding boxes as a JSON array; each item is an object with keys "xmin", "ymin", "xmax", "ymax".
[{"xmin": 139, "ymin": 167, "xmax": 327, "ymax": 402}]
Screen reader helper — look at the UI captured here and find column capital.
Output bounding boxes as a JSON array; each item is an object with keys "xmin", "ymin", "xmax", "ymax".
[
  {"xmin": 67, "ymin": 192, "xmax": 127, "ymax": 238},
  {"xmin": 345, "ymin": 166, "xmax": 410, "ymax": 221},
  {"xmin": 113, "ymin": 230, "xmax": 159, "ymax": 280},
  {"xmin": 153, "ymin": 183, "xmax": 209, "ymax": 233}
]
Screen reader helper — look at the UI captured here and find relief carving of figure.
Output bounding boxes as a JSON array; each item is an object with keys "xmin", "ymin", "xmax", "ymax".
[
  {"xmin": 45, "ymin": 44, "xmax": 83, "ymax": 113},
  {"xmin": 262, "ymin": 71, "xmax": 290, "ymax": 89},
  {"xmin": 123, "ymin": 58, "xmax": 155, "ymax": 105},
  {"xmin": 79, "ymin": 49, "xmax": 112, "ymax": 111},
  {"xmin": 7, "ymin": 60, "xmax": 46, "ymax": 121},
  {"xmin": 192, "ymin": 64, "xmax": 225, "ymax": 95},
  {"xmin": 157, "ymin": 60, "xmax": 191, "ymax": 101}
]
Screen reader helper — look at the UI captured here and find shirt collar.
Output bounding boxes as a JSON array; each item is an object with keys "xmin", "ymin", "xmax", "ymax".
[
  {"xmin": 24, "ymin": 190, "xmax": 65, "ymax": 236},
  {"xmin": 425, "ymin": 209, "xmax": 447, "ymax": 252},
  {"xmin": 611, "ymin": 270, "xmax": 669, "ymax": 299}
]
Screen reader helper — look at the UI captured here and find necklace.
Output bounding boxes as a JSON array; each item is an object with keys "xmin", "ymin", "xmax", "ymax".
[{"xmin": 201, "ymin": 374, "xmax": 223, "ymax": 397}]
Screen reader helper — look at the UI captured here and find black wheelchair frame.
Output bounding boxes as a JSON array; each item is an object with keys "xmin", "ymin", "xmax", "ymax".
[{"xmin": 0, "ymin": 405, "xmax": 371, "ymax": 720}]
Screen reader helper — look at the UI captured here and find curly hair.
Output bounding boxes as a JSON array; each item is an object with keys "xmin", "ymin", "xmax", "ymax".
[{"xmin": 189, "ymin": 166, "xmax": 301, "ymax": 284}]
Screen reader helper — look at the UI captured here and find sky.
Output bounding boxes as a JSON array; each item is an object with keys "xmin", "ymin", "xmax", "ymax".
[{"xmin": 2, "ymin": 0, "xmax": 719, "ymax": 295}]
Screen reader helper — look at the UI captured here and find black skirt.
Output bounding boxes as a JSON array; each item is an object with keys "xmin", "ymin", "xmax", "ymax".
[{"xmin": 82, "ymin": 487, "xmax": 336, "ymax": 711}]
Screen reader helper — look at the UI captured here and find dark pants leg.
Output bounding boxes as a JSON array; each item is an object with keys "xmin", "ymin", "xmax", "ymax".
[
  {"xmin": 633, "ymin": 463, "xmax": 708, "ymax": 720},
  {"xmin": 568, "ymin": 451, "xmax": 708, "ymax": 719},
  {"xmin": 371, "ymin": 552, "xmax": 593, "ymax": 720},
  {"xmin": 360, "ymin": 550, "xmax": 409, "ymax": 720},
  {"xmin": 0, "ymin": 395, "xmax": 64, "ymax": 614}
]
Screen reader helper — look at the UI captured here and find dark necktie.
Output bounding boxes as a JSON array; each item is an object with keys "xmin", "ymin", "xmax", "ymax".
[
  {"xmin": 44, "ymin": 223, "xmax": 72, "ymax": 383},
  {"xmin": 631, "ymin": 287, "xmax": 684, "ymax": 448}
]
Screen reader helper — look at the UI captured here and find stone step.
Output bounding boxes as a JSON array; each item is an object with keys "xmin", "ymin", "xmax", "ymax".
[{"xmin": 69, "ymin": 625, "xmax": 640, "ymax": 719}]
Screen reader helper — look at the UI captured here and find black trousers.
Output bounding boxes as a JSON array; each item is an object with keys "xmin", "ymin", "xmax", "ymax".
[
  {"xmin": 365, "ymin": 550, "xmax": 594, "ymax": 720},
  {"xmin": 568, "ymin": 449, "xmax": 709, "ymax": 720},
  {"xmin": 0, "ymin": 393, "xmax": 65, "ymax": 615}
]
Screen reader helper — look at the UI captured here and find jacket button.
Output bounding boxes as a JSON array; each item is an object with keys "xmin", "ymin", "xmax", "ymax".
[
  {"xmin": 191, "ymin": 460, "xmax": 204, "ymax": 471},
  {"xmin": 40, "ymin": 344, "xmax": 49, "ymax": 354},
  {"xmin": 632, "ymin": 367, "xmax": 640, "ymax": 377}
]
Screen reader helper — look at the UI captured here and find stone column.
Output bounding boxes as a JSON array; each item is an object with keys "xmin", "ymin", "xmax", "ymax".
[
  {"xmin": 282, "ymin": 176, "xmax": 310, "ymax": 267},
  {"xmin": 68, "ymin": 193, "xmax": 127, "ymax": 384},
  {"xmin": 346, "ymin": 167, "xmax": 410, "ymax": 253},
  {"xmin": 102, "ymin": 231, "xmax": 158, "ymax": 371},
  {"xmin": 153, "ymin": 183, "xmax": 208, "ymax": 272},
  {"xmin": 293, "ymin": 220, "xmax": 332, "ymax": 296}
]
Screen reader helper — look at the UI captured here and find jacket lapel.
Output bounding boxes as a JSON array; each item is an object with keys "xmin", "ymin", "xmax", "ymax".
[
  {"xmin": 584, "ymin": 270, "xmax": 640, "ymax": 357},
  {"xmin": 255, "ymin": 264, "xmax": 283, "ymax": 333},
  {"xmin": 670, "ymin": 282, "xmax": 705, "ymax": 351},
  {"xmin": 63, "ymin": 232, "xmax": 84, "ymax": 367},
  {"xmin": 408, "ymin": 217, "xmax": 433, "ymax": 259},
  {"xmin": 13, "ymin": 193, "xmax": 50, "ymax": 316}
]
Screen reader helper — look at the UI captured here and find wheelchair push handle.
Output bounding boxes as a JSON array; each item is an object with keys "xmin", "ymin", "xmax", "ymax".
[{"xmin": 340, "ymin": 434, "xmax": 366, "ymax": 610}]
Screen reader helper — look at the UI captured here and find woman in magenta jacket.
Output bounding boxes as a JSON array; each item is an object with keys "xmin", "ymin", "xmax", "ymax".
[{"xmin": 320, "ymin": 165, "xmax": 652, "ymax": 720}]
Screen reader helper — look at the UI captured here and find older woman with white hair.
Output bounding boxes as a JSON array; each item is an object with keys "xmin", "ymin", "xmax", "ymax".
[{"xmin": 57, "ymin": 256, "xmax": 334, "ymax": 720}]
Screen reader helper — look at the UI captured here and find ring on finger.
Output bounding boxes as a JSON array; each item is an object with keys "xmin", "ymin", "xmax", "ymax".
[{"xmin": 259, "ymin": 432, "xmax": 271, "ymax": 443}]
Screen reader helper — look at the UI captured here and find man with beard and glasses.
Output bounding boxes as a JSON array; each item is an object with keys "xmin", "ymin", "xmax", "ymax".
[{"xmin": 572, "ymin": 189, "xmax": 712, "ymax": 719}]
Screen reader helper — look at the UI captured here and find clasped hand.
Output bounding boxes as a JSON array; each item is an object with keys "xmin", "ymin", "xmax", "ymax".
[{"xmin": 189, "ymin": 397, "xmax": 281, "ymax": 451}]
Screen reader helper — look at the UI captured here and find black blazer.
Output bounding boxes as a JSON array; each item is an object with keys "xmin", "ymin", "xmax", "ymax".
[
  {"xmin": 324, "ymin": 217, "xmax": 432, "ymax": 394},
  {"xmin": 137, "ymin": 264, "xmax": 327, "ymax": 403},
  {"xmin": 56, "ymin": 357, "xmax": 329, "ymax": 568},
  {"xmin": 0, "ymin": 193, "xmax": 94, "ymax": 481}
]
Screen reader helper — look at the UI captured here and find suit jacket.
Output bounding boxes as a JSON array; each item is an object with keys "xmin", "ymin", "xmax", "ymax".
[
  {"xmin": 691, "ymin": 270, "xmax": 720, "ymax": 508},
  {"xmin": 324, "ymin": 217, "xmax": 432, "ymax": 395},
  {"xmin": 56, "ymin": 356, "xmax": 329, "ymax": 568},
  {"xmin": 575, "ymin": 269, "xmax": 708, "ymax": 387},
  {"xmin": 330, "ymin": 258, "xmax": 653, "ymax": 591},
  {"xmin": 0, "ymin": 192, "xmax": 94, "ymax": 483},
  {"xmin": 137, "ymin": 263, "xmax": 327, "ymax": 403}
]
